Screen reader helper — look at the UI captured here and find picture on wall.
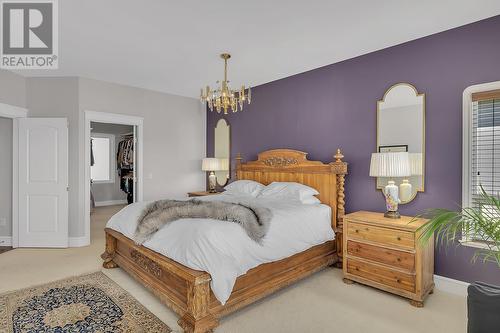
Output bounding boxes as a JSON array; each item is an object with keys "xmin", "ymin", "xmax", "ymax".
[{"xmin": 378, "ymin": 144, "xmax": 408, "ymax": 153}]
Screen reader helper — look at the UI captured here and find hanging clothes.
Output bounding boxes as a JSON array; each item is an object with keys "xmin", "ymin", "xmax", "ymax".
[
  {"xmin": 117, "ymin": 136, "xmax": 134, "ymax": 169},
  {"xmin": 117, "ymin": 135, "xmax": 134, "ymax": 204},
  {"xmin": 90, "ymin": 139, "xmax": 95, "ymax": 166}
]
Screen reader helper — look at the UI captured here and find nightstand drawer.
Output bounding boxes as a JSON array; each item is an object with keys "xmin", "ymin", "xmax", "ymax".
[
  {"xmin": 347, "ymin": 240, "xmax": 415, "ymax": 271},
  {"xmin": 347, "ymin": 222, "xmax": 415, "ymax": 249},
  {"xmin": 347, "ymin": 258, "xmax": 415, "ymax": 293}
]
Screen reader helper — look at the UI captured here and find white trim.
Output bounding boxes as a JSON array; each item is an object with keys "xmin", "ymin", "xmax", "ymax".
[
  {"xmin": 12, "ymin": 119, "xmax": 19, "ymax": 248},
  {"xmin": 0, "ymin": 103, "xmax": 28, "ymax": 118},
  {"xmin": 68, "ymin": 236, "xmax": 88, "ymax": 247},
  {"xmin": 462, "ymin": 80, "xmax": 500, "ymax": 248},
  {"xmin": 90, "ymin": 132, "xmax": 116, "ymax": 184},
  {"xmin": 84, "ymin": 110, "xmax": 144, "ymax": 126},
  {"xmin": 434, "ymin": 274, "xmax": 469, "ymax": 297},
  {"xmin": 81, "ymin": 110, "xmax": 144, "ymax": 247},
  {"xmin": 0, "ymin": 104, "xmax": 29, "ymax": 249},
  {"xmin": 95, "ymin": 200, "xmax": 128, "ymax": 207},
  {"xmin": 0, "ymin": 237, "xmax": 12, "ymax": 247},
  {"xmin": 458, "ymin": 239, "xmax": 499, "ymax": 251}
]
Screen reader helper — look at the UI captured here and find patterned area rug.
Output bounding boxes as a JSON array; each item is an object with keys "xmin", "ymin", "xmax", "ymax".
[{"xmin": 0, "ymin": 272, "xmax": 171, "ymax": 333}]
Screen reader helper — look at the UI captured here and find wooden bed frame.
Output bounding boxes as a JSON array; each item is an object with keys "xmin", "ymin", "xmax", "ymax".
[{"xmin": 102, "ymin": 149, "xmax": 348, "ymax": 332}]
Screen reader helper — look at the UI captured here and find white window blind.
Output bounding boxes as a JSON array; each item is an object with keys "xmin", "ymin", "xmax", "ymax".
[
  {"xmin": 90, "ymin": 134, "xmax": 115, "ymax": 183},
  {"xmin": 469, "ymin": 95, "xmax": 500, "ymax": 243}
]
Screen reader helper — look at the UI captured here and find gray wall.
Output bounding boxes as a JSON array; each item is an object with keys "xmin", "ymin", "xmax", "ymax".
[
  {"xmin": 79, "ymin": 78, "xmax": 206, "ymax": 207},
  {"xmin": 23, "ymin": 77, "xmax": 206, "ymax": 239},
  {"xmin": 1, "ymin": 73, "xmax": 205, "ymax": 241},
  {"xmin": 0, "ymin": 118, "xmax": 13, "ymax": 239},
  {"xmin": 0, "ymin": 70, "xmax": 26, "ymax": 239},
  {"xmin": 91, "ymin": 122, "xmax": 132, "ymax": 203}
]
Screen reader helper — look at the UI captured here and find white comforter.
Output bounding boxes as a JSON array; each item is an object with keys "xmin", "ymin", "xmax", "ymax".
[{"xmin": 106, "ymin": 193, "xmax": 334, "ymax": 304}]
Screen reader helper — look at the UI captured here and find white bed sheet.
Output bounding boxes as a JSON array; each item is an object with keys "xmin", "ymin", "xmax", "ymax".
[{"xmin": 106, "ymin": 193, "xmax": 334, "ymax": 304}]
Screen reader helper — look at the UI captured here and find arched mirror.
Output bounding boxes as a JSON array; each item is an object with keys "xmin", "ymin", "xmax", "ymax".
[
  {"xmin": 214, "ymin": 118, "xmax": 230, "ymax": 186},
  {"xmin": 376, "ymin": 83, "xmax": 425, "ymax": 203}
]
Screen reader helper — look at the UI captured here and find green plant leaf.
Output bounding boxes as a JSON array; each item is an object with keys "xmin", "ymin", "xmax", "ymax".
[{"xmin": 417, "ymin": 186, "xmax": 500, "ymax": 269}]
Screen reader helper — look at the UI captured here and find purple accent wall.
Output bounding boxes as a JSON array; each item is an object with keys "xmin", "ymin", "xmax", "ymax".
[{"xmin": 207, "ymin": 16, "xmax": 500, "ymax": 284}]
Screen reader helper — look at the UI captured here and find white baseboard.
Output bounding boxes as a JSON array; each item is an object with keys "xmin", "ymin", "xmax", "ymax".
[
  {"xmin": 95, "ymin": 200, "xmax": 128, "ymax": 207},
  {"xmin": 434, "ymin": 274, "xmax": 469, "ymax": 297},
  {"xmin": 0, "ymin": 236, "xmax": 12, "ymax": 247},
  {"xmin": 69, "ymin": 236, "xmax": 90, "ymax": 247}
]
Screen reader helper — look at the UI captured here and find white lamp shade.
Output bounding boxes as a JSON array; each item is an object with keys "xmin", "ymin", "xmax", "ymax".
[
  {"xmin": 369, "ymin": 152, "xmax": 411, "ymax": 178},
  {"xmin": 218, "ymin": 158, "xmax": 229, "ymax": 171},
  {"xmin": 202, "ymin": 158, "xmax": 220, "ymax": 171},
  {"xmin": 409, "ymin": 153, "xmax": 423, "ymax": 176}
]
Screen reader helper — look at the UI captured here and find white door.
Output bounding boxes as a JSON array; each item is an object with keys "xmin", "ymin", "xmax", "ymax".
[{"xmin": 18, "ymin": 118, "xmax": 69, "ymax": 247}]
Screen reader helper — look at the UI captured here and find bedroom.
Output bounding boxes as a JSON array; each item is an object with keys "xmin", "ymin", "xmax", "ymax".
[{"xmin": 1, "ymin": 1, "xmax": 500, "ymax": 332}]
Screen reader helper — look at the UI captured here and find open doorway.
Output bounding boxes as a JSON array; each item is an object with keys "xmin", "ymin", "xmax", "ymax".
[
  {"xmin": 83, "ymin": 111, "xmax": 143, "ymax": 245},
  {"xmin": 90, "ymin": 122, "xmax": 135, "ymax": 210}
]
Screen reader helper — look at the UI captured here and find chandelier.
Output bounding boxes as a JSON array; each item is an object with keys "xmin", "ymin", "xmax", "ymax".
[{"xmin": 200, "ymin": 53, "xmax": 251, "ymax": 114}]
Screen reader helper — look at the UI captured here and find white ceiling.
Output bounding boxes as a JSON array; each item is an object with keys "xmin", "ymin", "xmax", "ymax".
[{"xmin": 17, "ymin": 0, "xmax": 500, "ymax": 98}]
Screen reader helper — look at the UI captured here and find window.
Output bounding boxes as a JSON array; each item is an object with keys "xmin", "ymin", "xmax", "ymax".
[
  {"xmin": 91, "ymin": 133, "xmax": 115, "ymax": 183},
  {"xmin": 463, "ymin": 84, "xmax": 500, "ymax": 247}
]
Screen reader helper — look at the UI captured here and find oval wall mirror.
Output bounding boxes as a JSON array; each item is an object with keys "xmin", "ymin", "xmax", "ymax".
[
  {"xmin": 214, "ymin": 118, "xmax": 230, "ymax": 187},
  {"xmin": 376, "ymin": 83, "xmax": 425, "ymax": 204}
]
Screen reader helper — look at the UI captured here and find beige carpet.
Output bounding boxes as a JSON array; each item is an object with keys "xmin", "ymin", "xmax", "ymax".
[{"xmin": 0, "ymin": 205, "xmax": 467, "ymax": 333}]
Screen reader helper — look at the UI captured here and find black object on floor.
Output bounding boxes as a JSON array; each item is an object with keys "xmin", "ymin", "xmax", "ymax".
[
  {"xmin": 467, "ymin": 281, "xmax": 500, "ymax": 333},
  {"xmin": 0, "ymin": 247, "xmax": 13, "ymax": 254}
]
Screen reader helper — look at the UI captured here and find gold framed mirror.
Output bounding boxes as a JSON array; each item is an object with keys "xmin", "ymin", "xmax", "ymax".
[
  {"xmin": 214, "ymin": 118, "xmax": 230, "ymax": 187},
  {"xmin": 376, "ymin": 83, "xmax": 425, "ymax": 204}
]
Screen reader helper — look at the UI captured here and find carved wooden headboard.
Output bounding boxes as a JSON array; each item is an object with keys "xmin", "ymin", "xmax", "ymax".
[{"xmin": 236, "ymin": 149, "xmax": 348, "ymax": 253}]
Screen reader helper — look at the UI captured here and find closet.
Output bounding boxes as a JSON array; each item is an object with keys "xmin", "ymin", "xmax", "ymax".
[
  {"xmin": 117, "ymin": 133, "xmax": 135, "ymax": 204},
  {"xmin": 90, "ymin": 122, "xmax": 136, "ymax": 209}
]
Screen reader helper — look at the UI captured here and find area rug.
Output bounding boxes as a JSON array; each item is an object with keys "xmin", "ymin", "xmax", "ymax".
[{"xmin": 0, "ymin": 272, "xmax": 172, "ymax": 333}]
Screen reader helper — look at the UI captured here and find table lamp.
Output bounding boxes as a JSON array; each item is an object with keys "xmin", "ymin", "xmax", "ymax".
[
  {"xmin": 369, "ymin": 152, "xmax": 411, "ymax": 218},
  {"xmin": 202, "ymin": 158, "xmax": 221, "ymax": 193}
]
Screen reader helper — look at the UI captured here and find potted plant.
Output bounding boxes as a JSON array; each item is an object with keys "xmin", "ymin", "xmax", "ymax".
[{"xmin": 417, "ymin": 186, "xmax": 500, "ymax": 333}]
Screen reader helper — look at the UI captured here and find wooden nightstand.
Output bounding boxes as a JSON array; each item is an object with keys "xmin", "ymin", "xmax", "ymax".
[
  {"xmin": 342, "ymin": 211, "xmax": 434, "ymax": 307},
  {"xmin": 187, "ymin": 191, "xmax": 221, "ymax": 197}
]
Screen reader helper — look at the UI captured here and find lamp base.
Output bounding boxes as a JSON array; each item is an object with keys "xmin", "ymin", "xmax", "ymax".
[
  {"xmin": 384, "ymin": 211, "xmax": 401, "ymax": 219},
  {"xmin": 208, "ymin": 171, "xmax": 217, "ymax": 193}
]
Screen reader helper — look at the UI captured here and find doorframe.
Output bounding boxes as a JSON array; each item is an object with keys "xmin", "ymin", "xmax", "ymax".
[
  {"xmin": 0, "ymin": 103, "xmax": 28, "ymax": 248},
  {"xmin": 80, "ymin": 110, "xmax": 143, "ymax": 247}
]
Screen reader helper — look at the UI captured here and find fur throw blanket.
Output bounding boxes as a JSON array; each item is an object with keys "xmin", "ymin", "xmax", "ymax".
[{"xmin": 134, "ymin": 199, "xmax": 273, "ymax": 245}]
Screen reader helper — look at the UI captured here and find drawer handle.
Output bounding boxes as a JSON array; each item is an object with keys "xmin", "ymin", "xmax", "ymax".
[
  {"xmin": 397, "ymin": 236, "xmax": 402, "ymax": 241},
  {"xmin": 355, "ymin": 267, "xmax": 359, "ymax": 271},
  {"xmin": 355, "ymin": 229, "xmax": 359, "ymax": 233},
  {"xmin": 396, "ymin": 279, "xmax": 401, "ymax": 283},
  {"xmin": 397, "ymin": 258, "xmax": 402, "ymax": 262}
]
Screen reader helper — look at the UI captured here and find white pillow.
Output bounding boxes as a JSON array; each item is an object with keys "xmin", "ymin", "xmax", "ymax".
[
  {"xmin": 224, "ymin": 180, "xmax": 265, "ymax": 197},
  {"xmin": 259, "ymin": 182, "xmax": 319, "ymax": 202},
  {"xmin": 301, "ymin": 196, "xmax": 321, "ymax": 205}
]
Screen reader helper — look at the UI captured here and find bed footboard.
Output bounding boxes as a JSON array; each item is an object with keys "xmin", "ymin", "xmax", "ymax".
[{"xmin": 101, "ymin": 228, "xmax": 219, "ymax": 332}]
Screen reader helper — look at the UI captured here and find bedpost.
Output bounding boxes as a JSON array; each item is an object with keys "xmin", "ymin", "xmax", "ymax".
[
  {"xmin": 178, "ymin": 276, "xmax": 219, "ymax": 333},
  {"xmin": 331, "ymin": 149, "xmax": 348, "ymax": 266},
  {"xmin": 101, "ymin": 230, "xmax": 118, "ymax": 269},
  {"xmin": 235, "ymin": 153, "xmax": 243, "ymax": 180}
]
